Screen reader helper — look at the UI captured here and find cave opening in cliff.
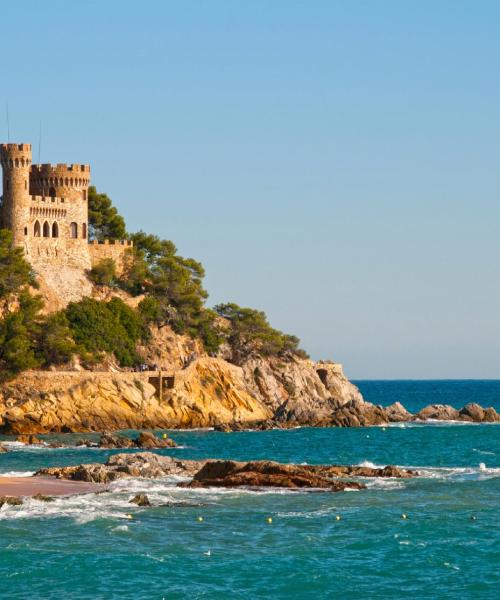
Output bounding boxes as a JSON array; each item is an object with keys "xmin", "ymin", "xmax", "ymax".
[{"xmin": 317, "ymin": 369, "xmax": 328, "ymax": 387}]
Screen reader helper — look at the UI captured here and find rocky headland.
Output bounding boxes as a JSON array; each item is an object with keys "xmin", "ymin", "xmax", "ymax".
[{"xmin": 0, "ymin": 352, "xmax": 497, "ymax": 434}]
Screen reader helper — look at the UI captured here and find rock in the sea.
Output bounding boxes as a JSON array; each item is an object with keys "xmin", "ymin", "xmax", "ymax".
[
  {"xmin": 415, "ymin": 404, "xmax": 460, "ymax": 421},
  {"xmin": 36, "ymin": 452, "xmax": 202, "ymax": 484},
  {"xmin": 459, "ymin": 403, "xmax": 500, "ymax": 423},
  {"xmin": 181, "ymin": 460, "xmax": 367, "ymax": 491},
  {"xmin": 32, "ymin": 493, "xmax": 55, "ymax": 502},
  {"xmin": 34, "ymin": 453, "xmax": 416, "ymax": 491},
  {"xmin": 16, "ymin": 434, "xmax": 42, "ymax": 444},
  {"xmin": 129, "ymin": 493, "xmax": 151, "ymax": 507},
  {"xmin": 0, "ymin": 496, "xmax": 23, "ymax": 506},
  {"xmin": 0, "ymin": 445, "xmax": 8, "ymax": 453},
  {"xmin": 97, "ymin": 431, "xmax": 176, "ymax": 449},
  {"xmin": 136, "ymin": 431, "xmax": 176, "ymax": 448},
  {"xmin": 385, "ymin": 402, "xmax": 412, "ymax": 422},
  {"xmin": 328, "ymin": 399, "xmax": 389, "ymax": 427}
]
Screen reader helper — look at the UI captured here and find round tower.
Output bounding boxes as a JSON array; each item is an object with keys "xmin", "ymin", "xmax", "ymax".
[{"xmin": 0, "ymin": 143, "xmax": 32, "ymax": 246}]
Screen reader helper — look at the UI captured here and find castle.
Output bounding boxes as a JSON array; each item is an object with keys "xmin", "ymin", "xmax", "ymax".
[{"xmin": 0, "ymin": 142, "xmax": 132, "ymax": 306}]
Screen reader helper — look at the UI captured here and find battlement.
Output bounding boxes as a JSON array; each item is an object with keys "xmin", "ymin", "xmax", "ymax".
[
  {"xmin": 0, "ymin": 143, "xmax": 32, "ymax": 153},
  {"xmin": 0, "ymin": 143, "xmax": 32, "ymax": 168},
  {"xmin": 32, "ymin": 163, "xmax": 90, "ymax": 174},
  {"xmin": 91, "ymin": 239, "xmax": 133, "ymax": 246}
]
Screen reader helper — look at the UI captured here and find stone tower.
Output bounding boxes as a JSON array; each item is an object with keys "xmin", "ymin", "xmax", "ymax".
[
  {"xmin": 1, "ymin": 141, "xmax": 132, "ymax": 309},
  {"xmin": 0, "ymin": 143, "xmax": 32, "ymax": 246}
]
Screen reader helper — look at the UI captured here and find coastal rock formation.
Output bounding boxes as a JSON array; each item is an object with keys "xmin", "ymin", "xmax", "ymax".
[
  {"xmin": 36, "ymin": 452, "xmax": 203, "ymax": 483},
  {"xmin": 35, "ymin": 453, "xmax": 417, "ymax": 491},
  {"xmin": 181, "ymin": 460, "xmax": 416, "ymax": 491},
  {"xmin": 93, "ymin": 431, "xmax": 176, "ymax": 449},
  {"xmin": 129, "ymin": 493, "xmax": 151, "ymax": 507},
  {"xmin": 0, "ymin": 496, "xmax": 23, "ymax": 507},
  {"xmin": 1, "ymin": 356, "xmax": 498, "ymax": 433},
  {"xmin": 414, "ymin": 403, "xmax": 500, "ymax": 423}
]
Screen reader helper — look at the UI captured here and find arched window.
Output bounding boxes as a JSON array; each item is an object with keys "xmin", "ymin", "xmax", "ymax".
[
  {"xmin": 34, "ymin": 221, "xmax": 41, "ymax": 237},
  {"xmin": 82, "ymin": 223, "xmax": 87, "ymax": 239},
  {"xmin": 49, "ymin": 187, "xmax": 56, "ymax": 198},
  {"xmin": 24, "ymin": 226, "xmax": 28, "ymax": 236},
  {"xmin": 52, "ymin": 222, "xmax": 59, "ymax": 238},
  {"xmin": 70, "ymin": 222, "xmax": 78, "ymax": 238},
  {"xmin": 43, "ymin": 221, "xmax": 50, "ymax": 238}
]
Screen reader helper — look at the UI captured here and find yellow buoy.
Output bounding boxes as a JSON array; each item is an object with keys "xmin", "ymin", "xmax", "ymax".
[
  {"xmin": 162, "ymin": 433, "xmax": 167, "ymax": 439},
  {"xmin": 197, "ymin": 516, "xmax": 204, "ymax": 522},
  {"xmin": 335, "ymin": 515, "xmax": 341, "ymax": 521},
  {"xmin": 401, "ymin": 513, "xmax": 408, "ymax": 520},
  {"xmin": 267, "ymin": 517, "xmax": 273, "ymax": 524}
]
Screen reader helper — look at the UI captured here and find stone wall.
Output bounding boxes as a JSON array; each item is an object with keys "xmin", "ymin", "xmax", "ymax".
[{"xmin": 89, "ymin": 239, "xmax": 134, "ymax": 276}]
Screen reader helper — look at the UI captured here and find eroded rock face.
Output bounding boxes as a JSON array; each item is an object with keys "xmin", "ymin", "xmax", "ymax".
[{"xmin": 1, "ymin": 353, "xmax": 498, "ymax": 433}]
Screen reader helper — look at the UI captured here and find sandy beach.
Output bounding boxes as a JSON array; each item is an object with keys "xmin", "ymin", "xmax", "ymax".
[{"xmin": 0, "ymin": 476, "xmax": 104, "ymax": 497}]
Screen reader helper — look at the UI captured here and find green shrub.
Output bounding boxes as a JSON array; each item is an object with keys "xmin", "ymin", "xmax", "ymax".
[
  {"xmin": 88, "ymin": 258, "xmax": 117, "ymax": 286},
  {"xmin": 64, "ymin": 297, "xmax": 147, "ymax": 367}
]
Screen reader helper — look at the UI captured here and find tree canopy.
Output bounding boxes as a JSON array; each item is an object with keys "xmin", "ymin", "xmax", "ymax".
[
  {"xmin": 0, "ymin": 229, "xmax": 36, "ymax": 299},
  {"xmin": 87, "ymin": 186, "xmax": 127, "ymax": 241},
  {"xmin": 214, "ymin": 303, "xmax": 307, "ymax": 363}
]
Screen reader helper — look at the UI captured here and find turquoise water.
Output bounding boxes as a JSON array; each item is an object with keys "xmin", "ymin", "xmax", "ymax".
[{"xmin": 0, "ymin": 381, "xmax": 499, "ymax": 599}]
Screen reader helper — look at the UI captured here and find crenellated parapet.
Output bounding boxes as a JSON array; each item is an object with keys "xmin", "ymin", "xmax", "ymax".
[
  {"xmin": 30, "ymin": 163, "xmax": 91, "ymax": 201},
  {"xmin": 0, "ymin": 143, "xmax": 33, "ymax": 168},
  {"xmin": 91, "ymin": 239, "xmax": 133, "ymax": 246}
]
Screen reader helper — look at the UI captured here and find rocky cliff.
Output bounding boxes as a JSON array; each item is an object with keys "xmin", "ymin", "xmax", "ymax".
[
  {"xmin": 0, "ymin": 356, "xmax": 362, "ymax": 434},
  {"xmin": 1, "ymin": 330, "xmax": 498, "ymax": 433}
]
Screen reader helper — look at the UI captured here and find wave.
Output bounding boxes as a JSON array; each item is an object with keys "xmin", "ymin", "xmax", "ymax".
[{"xmin": 0, "ymin": 471, "xmax": 36, "ymax": 478}]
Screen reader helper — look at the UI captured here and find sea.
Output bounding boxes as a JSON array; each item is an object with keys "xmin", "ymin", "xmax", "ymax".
[{"xmin": 0, "ymin": 380, "xmax": 499, "ymax": 600}]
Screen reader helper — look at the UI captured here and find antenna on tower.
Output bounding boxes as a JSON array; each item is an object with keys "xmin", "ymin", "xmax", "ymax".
[
  {"xmin": 5, "ymin": 103, "xmax": 10, "ymax": 142},
  {"xmin": 38, "ymin": 121, "xmax": 42, "ymax": 163}
]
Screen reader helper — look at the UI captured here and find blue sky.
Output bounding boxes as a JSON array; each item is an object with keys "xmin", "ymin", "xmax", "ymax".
[{"xmin": 1, "ymin": 1, "xmax": 499, "ymax": 378}]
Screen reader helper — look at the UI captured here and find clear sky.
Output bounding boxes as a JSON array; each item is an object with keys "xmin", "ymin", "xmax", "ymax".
[{"xmin": 1, "ymin": 1, "xmax": 499, "ymax": 379}]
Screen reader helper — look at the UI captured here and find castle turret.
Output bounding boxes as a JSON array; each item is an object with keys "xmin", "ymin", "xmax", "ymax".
[
  {"xmin": 0, "ymin": 143, "xmax": 32, "ymax": 246},
  {"xmin": 30, "ymin": 163, "xmax": 90, "ymax": 202}
]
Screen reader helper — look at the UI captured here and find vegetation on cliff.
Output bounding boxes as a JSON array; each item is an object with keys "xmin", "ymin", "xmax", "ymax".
[
  {"xmin": 0, "ymin": 231, "xmax": 75, "ymax": 380},
  {"xmin": 0, "ymin": 185, "xmax": 307, "ymax": 380},
  {"xmin": 87, "ymin": 189, "xmax": 307, "ymax": 361},
  {"xmin": 87, "ymin": 186, "xmax": 127, "ymax": 241}
]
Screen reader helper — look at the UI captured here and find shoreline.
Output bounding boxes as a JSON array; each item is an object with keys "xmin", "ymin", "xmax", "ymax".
[{"xmin": 0, "ymin": 476, "xmax": 104, "ymax": 497}]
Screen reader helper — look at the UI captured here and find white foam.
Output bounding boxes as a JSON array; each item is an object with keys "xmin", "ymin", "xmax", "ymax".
[
  {"xmin": 0, "ymin": 471, "xmax": 36, "ymax": 477},
  {"xmin": 357, "ymin": 460, "xmax": 384, "ymax": 469},
  {"xmin": 472, "ymin": 449, "xmax": 495, "ymax": 456}
]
